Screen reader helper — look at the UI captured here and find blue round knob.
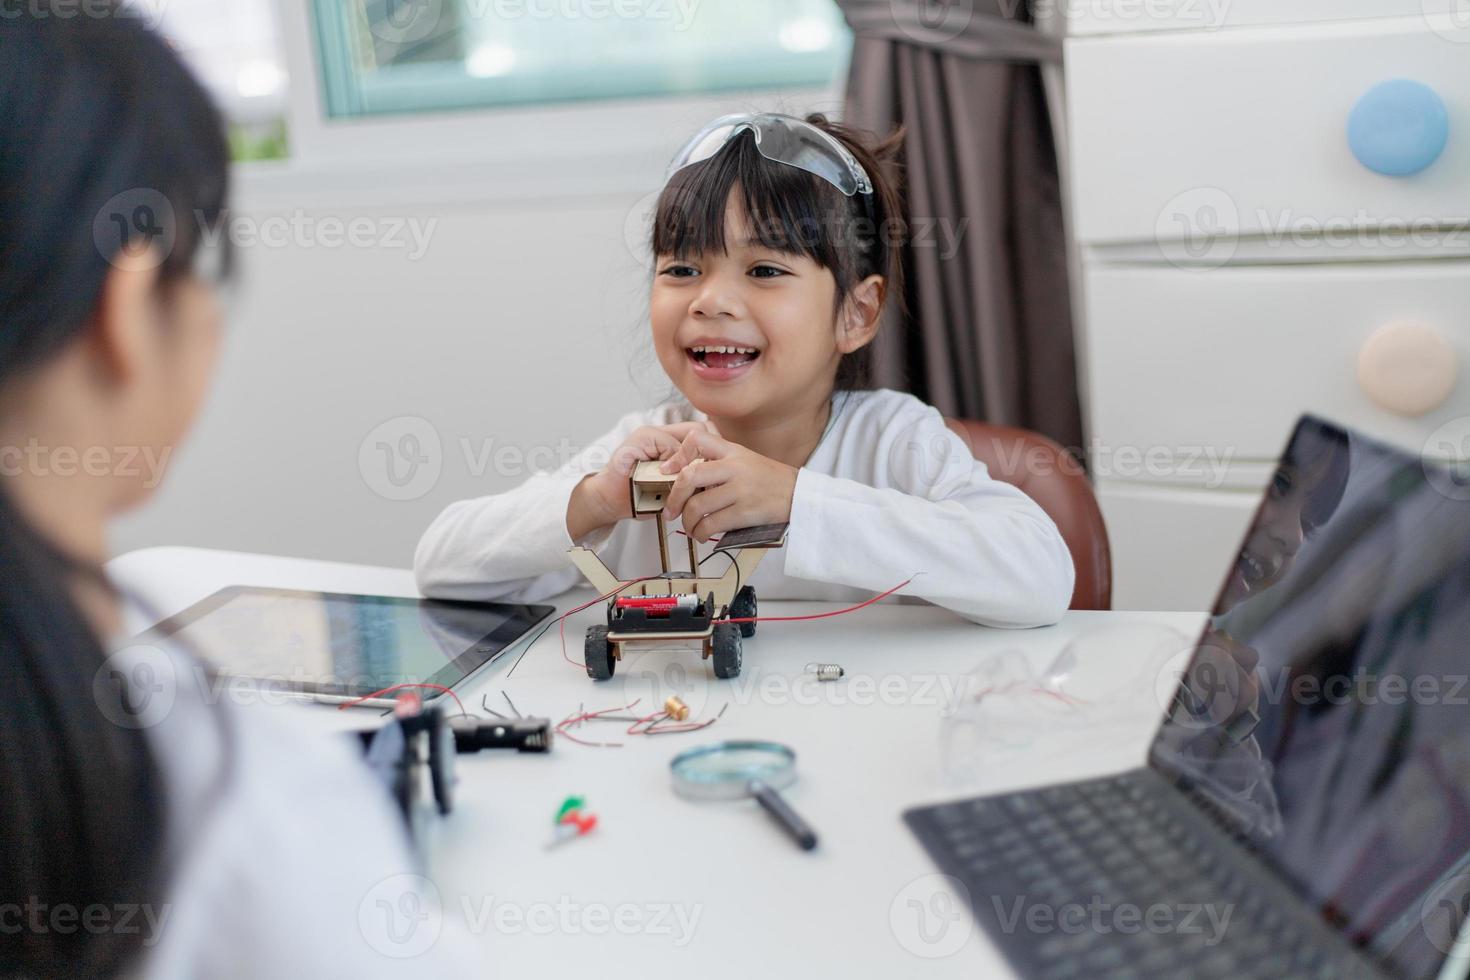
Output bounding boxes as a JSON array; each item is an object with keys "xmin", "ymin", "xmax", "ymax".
[{"xmin": 1348, "ymin": 80, "xmax": 1450, "ymax": 177}]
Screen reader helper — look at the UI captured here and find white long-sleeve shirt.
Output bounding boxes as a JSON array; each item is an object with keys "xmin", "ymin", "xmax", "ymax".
[
  {"xmin": 415, "ymin": 389, "xmax": 1074, "ymax": 628},
  {"xmin": 109, "ymin": 635, "xmax": 482, "ymax": 978}
]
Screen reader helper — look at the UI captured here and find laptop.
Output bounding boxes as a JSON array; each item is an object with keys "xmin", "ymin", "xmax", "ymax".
[{"xmin": 905, "ymin": 416, "xmax": 1470, "ymax": 979}]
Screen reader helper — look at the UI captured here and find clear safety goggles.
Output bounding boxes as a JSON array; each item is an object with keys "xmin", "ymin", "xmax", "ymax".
[{"xmin": 666, "ymin": 113, "xmax": 874, "ymax": 198}]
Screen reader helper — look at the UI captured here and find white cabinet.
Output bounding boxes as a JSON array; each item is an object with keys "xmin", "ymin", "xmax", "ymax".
[
  {"xmin": 1069, "ymin": 17, "xmax": 1470, "ymax": 246},
  {"xmin": 1086, "ymin": 262, "xmax": 1470, "ymax": 460},
  {"xmin": 1097, "ymin": 482, "xmax": 1261, "ymax": 611},
  {"xmin": 1066, "ymin": 9, "xmax": 1470, "ymax": 610},
  {"xmin": 1067, "ymin": 0, "xmax": 1462, "ymax": 36}
]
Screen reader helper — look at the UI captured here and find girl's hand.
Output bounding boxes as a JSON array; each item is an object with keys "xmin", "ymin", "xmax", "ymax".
[
  {"xmin": 658, "ymin": 430, "xmax": 798, "ymax": 542},
  {"xmin": 567, "ymin": 422, "xmax": 714, "ymax": 540}
]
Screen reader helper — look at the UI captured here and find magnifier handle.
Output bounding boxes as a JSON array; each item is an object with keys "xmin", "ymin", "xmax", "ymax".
[{"xmin": 748, "ymin": 779, "xmax": 818, "ymax": 851}]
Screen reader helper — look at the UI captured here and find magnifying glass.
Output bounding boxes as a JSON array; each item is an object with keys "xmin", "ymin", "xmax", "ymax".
[{"xmin": 670, "ymin": 741, "xmax": 818, "ymax": 851}]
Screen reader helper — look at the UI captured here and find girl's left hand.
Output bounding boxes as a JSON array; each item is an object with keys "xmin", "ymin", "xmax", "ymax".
[{"xmin": 658, "ymin": 430, "xmax": 798, "ymax": 542}]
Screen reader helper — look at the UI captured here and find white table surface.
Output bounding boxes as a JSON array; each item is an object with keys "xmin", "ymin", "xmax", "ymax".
[{"xmin": 108, "ymin": 546, "xmax": 1207, "ymax": 978}]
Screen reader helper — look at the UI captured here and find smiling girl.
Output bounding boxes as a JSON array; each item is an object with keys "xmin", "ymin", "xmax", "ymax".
[{"xmin": 416, "ymin": 113, "xmax": 1073, "ymax": 627}]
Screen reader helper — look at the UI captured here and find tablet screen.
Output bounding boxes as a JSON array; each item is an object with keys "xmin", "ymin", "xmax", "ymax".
[{"xmin": 139, "ymin": 587, "xmax": 555, "ymax": 699}]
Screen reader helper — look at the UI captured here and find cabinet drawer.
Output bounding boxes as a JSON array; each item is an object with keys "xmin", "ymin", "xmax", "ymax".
[
  {"xmin": 1085, "ymin": 261, "xmax": 1470, "ymax": 461},
  {"xmin": 1099, "ymin": 482, "xmax": 1260, "ymax": 611},
  {"xmin": 1068, "ymin": 1, "xmax": 1449, "ymax": 36},
  {"xmin": 1067, "ymin": 16, "xmax": 1470, "ymax": 246}
]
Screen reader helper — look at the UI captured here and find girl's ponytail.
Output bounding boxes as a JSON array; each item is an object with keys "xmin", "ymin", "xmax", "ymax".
[{"xmin": 803, "ymin": 114, "xmax": 908, "ymax": 389}]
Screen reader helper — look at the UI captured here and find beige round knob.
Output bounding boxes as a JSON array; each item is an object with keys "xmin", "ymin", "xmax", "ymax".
[{"xmin": 1356, "ymin": 321, "xmax": 1458, "ymax": 417}]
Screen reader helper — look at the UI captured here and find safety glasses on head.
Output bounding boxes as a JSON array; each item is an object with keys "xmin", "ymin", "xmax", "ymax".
[{"xmin": 666, "ymin": 113, "xmax": 874, "ymax": 198}]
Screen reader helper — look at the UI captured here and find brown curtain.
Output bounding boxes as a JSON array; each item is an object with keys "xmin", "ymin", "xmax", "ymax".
[{"xmin": 837, "ymin": 0, "xmax": 1083, "ymax": 454}]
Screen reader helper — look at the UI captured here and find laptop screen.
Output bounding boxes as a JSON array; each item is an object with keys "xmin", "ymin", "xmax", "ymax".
[{"xmin": 1148, "ymin": 416, "xmax": 1470, "ymax": 979}]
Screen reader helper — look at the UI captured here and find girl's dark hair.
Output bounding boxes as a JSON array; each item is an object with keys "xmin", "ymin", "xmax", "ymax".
[
  {"xmin": 0, "ymin": 7, "xmax": 232, "ymax": 977},
  {"xmin": 1293, "ymin": 423, "xmax": 1353, "ymax": 536},
  {"xmin": 651, "ymin": 113, "xmax": 905, "ymax": 390}
]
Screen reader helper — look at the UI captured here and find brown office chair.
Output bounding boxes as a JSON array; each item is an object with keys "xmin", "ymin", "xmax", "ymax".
[{"xmin": 944, "ymin": 419, "xmax": 1112, "ymax": 611}]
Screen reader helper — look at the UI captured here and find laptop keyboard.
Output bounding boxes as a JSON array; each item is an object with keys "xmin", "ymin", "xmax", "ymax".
[{"xmin": 904, "ymin": 770, "xmax": 1382, "ymax": 979}]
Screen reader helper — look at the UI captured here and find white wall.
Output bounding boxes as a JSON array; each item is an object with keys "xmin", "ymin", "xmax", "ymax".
[{"xmin": 110, "ymin": 91, "xmax": 843, "ymax": 570}]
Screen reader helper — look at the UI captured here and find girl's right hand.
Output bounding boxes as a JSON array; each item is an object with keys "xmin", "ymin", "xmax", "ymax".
[{"xmin": 567, "ymin": 422, "xmax": 715, "ymax": 540}]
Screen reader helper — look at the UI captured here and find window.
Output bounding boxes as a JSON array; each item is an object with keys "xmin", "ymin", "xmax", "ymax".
[
  {"xmin": 150, "ymin": 0, "xmax": 290, "ymax": 159},
  {"xmin": 311, "ymin": 0, "xmax": 852, "ymax": 119}
]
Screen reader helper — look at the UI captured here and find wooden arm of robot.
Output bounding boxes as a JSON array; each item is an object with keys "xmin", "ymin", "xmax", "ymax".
[
  {"xmin": 631, "ymin": 459, "xmax": 681, "ymax": 515},
  {"xmin": 567, "ymin": 547, "xmax": 621, "ymax": 597}
]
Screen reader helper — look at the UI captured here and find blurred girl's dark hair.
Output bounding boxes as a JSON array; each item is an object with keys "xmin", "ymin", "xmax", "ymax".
[
  {"xmin": 1294, "ymin": 424, "xmax": 1353, "ymax": 535},
  {"xmin": 0, "ymin": 5, "xmax": 232, "ymax": 977},
  {"xmin": 651, "ymin": 113, "xmax": 905, "ymax": 390}
]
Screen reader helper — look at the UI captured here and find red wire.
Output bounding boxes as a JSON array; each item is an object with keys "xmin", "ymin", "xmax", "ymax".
[
  {"xmin": 556, "ymin": 721, "xmax": 621, "ymax": 749},
  {"xmin": 556, "ymin": 571, "xmax": 921, "ymax": 671},
  {"xmin": 551, "ymin": 697, "xmax": 723, "ymax": 746},
  {"xmin": 625, "ymin": 708, "xmax": 723, "ymax": 736},
  {"xmin": 558, "ymin": 574, "xmax": 668, "ymax": 669},
  {"xmin": 625, "ymin": 709, "xmax": 667, "ymax": 734},
  {"xmin": 722, "ymin": 575, "xmax": 917, "ymax": 624},
  {"xmin": 336, "ymin": 682, "xmax": 467, "ymax": 716},
  {"xmin": 573, "ymin": 699, "xmax": 642, "ymax": 724},
  {"xmin": 555, "ymin": 698, "xmax": 643, "ymax": 747}
]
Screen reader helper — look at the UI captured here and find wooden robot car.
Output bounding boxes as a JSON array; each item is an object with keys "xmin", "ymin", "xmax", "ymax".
[{"xmin": 567, "ymin": 459, "xmax": 787, "ymax": 680}]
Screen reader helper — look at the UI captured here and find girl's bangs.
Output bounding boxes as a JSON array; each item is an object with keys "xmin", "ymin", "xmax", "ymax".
[{"xmin": 651, "ymin": 132, "xmax": 841, "ymax": 266}]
